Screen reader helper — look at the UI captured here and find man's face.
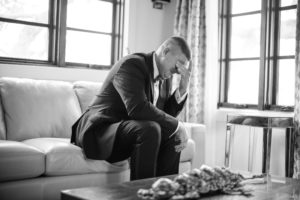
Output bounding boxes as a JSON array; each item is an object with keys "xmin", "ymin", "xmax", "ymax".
[{"xmin": 159, "ymin": 48, "xmax": 189, "ymax": 80}]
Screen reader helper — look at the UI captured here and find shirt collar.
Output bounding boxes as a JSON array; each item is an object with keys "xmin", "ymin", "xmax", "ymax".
[{"xmin": 153, "ymin": 53, "xmax": 159, "ymax": 80}]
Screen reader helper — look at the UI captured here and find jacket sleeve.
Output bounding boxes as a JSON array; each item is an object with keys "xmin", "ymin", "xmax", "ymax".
[
  {"xmin": 112, "ymin": 58, "xmax": 178, "ymax": 136},
  {"xmin": 163, "ymin": 90, "xmax": 187, "ymax": 117}
]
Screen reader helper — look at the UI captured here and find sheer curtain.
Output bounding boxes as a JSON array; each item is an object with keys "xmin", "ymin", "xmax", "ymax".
[
  {"xmin": 294, "ymin": 0, "xmax": 300, "ymax": 179},
  {"xmin": 173, "ymin": 0, "xmax": 206, "ymax": 123}
]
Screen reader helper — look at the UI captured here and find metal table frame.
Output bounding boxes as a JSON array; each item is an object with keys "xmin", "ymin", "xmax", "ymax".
[{"xmin": 224, "ymin": 114, "xmax": 294, "ymax": 177}]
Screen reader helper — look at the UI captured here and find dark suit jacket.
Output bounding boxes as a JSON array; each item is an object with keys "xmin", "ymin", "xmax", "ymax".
[{"xmin": 71, "ymin": 52, "xmax": 187, "ymax": 160}]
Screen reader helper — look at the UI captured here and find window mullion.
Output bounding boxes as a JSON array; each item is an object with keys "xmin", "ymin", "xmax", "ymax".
[
  {"xmin": 218, "ymin": 0, "xmax": 224, "ymax": 105},
  {"xmin": 110, "ymin": 1, "xmax": 117, "ymax": 66},
  {"xmin": 48, "ymin": 0, "xmax": 56, "ymax": 63},
  {"xmin": 219, "ymin": 0, "xmax": 231, "ymax": 105},
  {"xmin": 218, "ymin": 0, "xmax": 223, "ymax": 104},
  {"xmin": 111, "ymin": 0, "xmax": 125, "ymax": 65},
  {"xmin": 218, "ymin": 0, "xmax": 231, "ymax": 104},
  {"xmin": 66, "ymin": 27, "xmax": 113, "ymax": 35},
  {"xmin": 57, "ymin": 0, "xmax": 67, "ymax": 67},
  {"xmin": 0, "ymin": 17, "xmax": 48, "ymax": 27},
  {"xmin": 269, "ymin": 0, "xmax": 281, "ymax": 106},
  {"xmin": 224, "ymin": 0, "xmax": 232, "ymax": 103},
  {"xmin": 258, "ymin": 0, "xmax": 270, "ymax": 110},
  {"xmin": 217, "ymin": 0, "xmax": 235, "ymax": 105},
  {"xmin": 117, "ymin": 0, "xmax": 125, "ymax": 60}
]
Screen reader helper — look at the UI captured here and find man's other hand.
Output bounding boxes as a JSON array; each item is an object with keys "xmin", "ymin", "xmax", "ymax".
[{"xmin": 174, "ymin": 122, "xmax": 188, "ymax": 152}]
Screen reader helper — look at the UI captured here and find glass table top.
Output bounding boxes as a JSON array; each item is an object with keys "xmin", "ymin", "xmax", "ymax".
[{"xmin": 227, "ymin": 114, "xmax": 294, "ymax": 128}]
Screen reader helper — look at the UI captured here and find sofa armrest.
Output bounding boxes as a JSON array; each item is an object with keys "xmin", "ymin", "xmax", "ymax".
[{"xmin": 183, "ymin": 123, "xmax": 206, "ymax": 169}]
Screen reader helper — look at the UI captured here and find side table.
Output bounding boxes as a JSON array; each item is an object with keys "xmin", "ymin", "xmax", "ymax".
[{"xmin": 224, "ymin": 113, "xmax": 294, "ymax": 177}]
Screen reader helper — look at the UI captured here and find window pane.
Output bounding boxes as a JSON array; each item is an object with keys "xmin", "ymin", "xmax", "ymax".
[
  {"xmin": 67, "ymin": 0, "xmax": 113, "ymax": 33},
  {"xmin": 0, "ymin": 22, "xmax": 48, "ymax": 60},
  {"xmin": 66, "ymin": 30, "xmax": 111, "ymax": 65},
  {"xmin": 281, "ymin": 0, "xmax": 297, "ymax": 7},
  {"xmin": 231, "ymin": 14, "xmax": 261, "ymax": 58},
  {"xmin": 228, "ymin": 60, "xmax": 260, "ymax": 104},
  {"xmin": 0, "ymin": 0, "xmax": 49, "ymax": 23},
  {"xmin": 279, "ymin": 9, "xmax": 296, "ymax": 56},
  {"xmin": 277, "ymin": 59, "xmax": 295, "ymax": 106},
  {"xmin": 232, "ymin": 0, "xmax": 261, "ymax": 14}
]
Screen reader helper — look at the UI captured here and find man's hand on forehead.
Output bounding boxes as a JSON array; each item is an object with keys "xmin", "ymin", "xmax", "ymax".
[
  {"xmin": 175, "ymin": 61, "xmax": 191, "ymax": 75},
  {"xmin": 177, "ymin": 60, "xmax": 189, "ymax": 68},
  {"xmin": 177, "ymin": 59, "xmax": 192, "ymax": 96}
]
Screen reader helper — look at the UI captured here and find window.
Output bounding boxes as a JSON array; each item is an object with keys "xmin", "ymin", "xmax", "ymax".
[
  {"xmin": 0, "ymin": 0, "xmax": 50, "ymax": 61},
  {"xmin": 0, "ymin": 0, "xmax": 124, "ymax": 69},
  {"xmin": 219, "ymin": 0, "xmax": 297, "ymax": 111}
]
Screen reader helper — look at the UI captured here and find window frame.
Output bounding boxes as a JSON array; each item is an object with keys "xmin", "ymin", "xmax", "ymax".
[
  {"xmin": 0, "ymin": 0, "xmax": 125, "ymax": 69},
  {"xmin": 218, "ymin": 0, "xmax": 296, "ymax": 112}
]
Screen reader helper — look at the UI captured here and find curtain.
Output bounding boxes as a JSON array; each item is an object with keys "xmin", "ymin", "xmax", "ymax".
[
  {"xmin": 294, "ymin": 0, "xmax": 300, "ymax": 179},
  {"xmin": 173, "ymin": 0, "xmax": 206, "ymax": 123}
]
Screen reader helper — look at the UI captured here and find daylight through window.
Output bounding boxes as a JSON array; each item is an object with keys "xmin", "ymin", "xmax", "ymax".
[
  {"xmin": 0, "ymin": 0, "xmax": 124, "ymax": 69},
  {"xmin": 219, "ymin": 0, "xmax": 297, "ymax": 111}
]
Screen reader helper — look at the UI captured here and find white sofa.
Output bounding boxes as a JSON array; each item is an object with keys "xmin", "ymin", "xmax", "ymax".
[{"xmin": 0, "ymin": 77, "xmax": 204, "ymax": 200}]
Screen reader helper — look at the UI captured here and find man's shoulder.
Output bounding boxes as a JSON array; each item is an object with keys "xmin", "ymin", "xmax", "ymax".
[
  {"xmin": 120, "ymin": 53, "xmax": 151, "ymax": 71},
  {"xmin": 111, "ymin": 52, "xmax": 153, "ymax": 78},
  {"xmin": 125, "ymin": 54, "xmax": 146, "ymax": 64},
  {"xmin": 122, "ymin": 52, "xmax": 152, "ymax": 64}
]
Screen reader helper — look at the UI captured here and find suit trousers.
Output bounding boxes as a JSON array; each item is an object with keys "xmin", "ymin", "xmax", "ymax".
[{"xmin": 105, "ymin": 120, "xmax": 181, "ymax": 180}]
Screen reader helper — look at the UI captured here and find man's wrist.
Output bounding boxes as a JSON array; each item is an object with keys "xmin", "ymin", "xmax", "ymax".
[
  {"xmin": 175, "ymin": 89, "xmax": 188, "ymax": 103},
  {"xmin": 169, "ymin": 121, "xmax": 180, "ymax": 138}
]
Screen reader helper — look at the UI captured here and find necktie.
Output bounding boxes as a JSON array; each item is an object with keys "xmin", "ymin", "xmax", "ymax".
[
  {"xmin": 155, "ymin": 80, "xmax": 167, "ymax": 110},
  {"xmin": 153, "ymin": 80, "xmax": 159, "ymax": 106}
]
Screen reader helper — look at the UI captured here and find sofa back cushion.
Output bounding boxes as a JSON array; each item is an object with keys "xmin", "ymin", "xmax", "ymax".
[
  {"xmin": 0, "ymin": 97, "xmax": 6, "ymax": 140},
  {"xmin": 0, "ymin": 77, "xmax": 82, "ymax": 141},
  {"xmin": 73, "ymin": 81, "xmax": 102, "ymax": 112}
]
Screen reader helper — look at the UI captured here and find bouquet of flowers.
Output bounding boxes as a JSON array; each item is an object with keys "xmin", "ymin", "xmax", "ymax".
[{"xmin": 137, "ymin": 165, "xmax": 262, "ymax": 200}]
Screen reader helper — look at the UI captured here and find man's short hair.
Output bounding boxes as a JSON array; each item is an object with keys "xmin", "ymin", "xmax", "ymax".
[{"xmin": 168, "ymin": 36, "xmax": 191, "ymax": 61}]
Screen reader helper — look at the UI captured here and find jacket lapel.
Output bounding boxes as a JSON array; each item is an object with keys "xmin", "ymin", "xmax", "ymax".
[{"xmin": 144, "ymin": 52, "xmax": 155, "ymax": 103}]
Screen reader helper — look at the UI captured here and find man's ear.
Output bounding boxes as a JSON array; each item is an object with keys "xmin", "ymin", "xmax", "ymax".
[{"xmin": 162, "ymin": 47, "xmax": 170, "ymax": 57}]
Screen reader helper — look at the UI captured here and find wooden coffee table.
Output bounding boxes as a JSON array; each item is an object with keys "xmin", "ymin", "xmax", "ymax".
[
  {"xmin": 61, "ymin": 175, "xmax": 175, "ymax": 200},
  {"xmin": 61, "ymin": 175, "xmax": 300, "ymax": 200}
]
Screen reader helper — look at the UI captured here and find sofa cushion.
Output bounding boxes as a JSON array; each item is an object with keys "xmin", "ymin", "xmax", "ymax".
[
  {"xmin": 0, "ymin": 140, "xmax": 45, "ymax": 182},
  {"xmin": 180, "ymin": 139, "xmax": 195, "ymax": 162},
  {"xmin": 23, "ymin": 138, "xmax": 129, "ymax": 176},
  {"xmin": 73, "ymin": 81, "xmax": 102, "ymax": 112},
  {"xmin": 0, "ymin": 77, "xmax": 82, "ymax": 141}
]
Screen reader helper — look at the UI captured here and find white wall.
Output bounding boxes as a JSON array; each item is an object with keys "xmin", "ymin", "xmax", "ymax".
[
  {"xmin": 126, "ymin": 0, "xmax": 176, "ymax": 53},
  {"xmin": 205, "ymin": 0, "xmax": 222, "ymax": 167},
  {"xmin": 0, "ymin": 64, "xmax": 109, "ymax": 82},
  {"xmin": 0, "ymin": 0, "xmax": 176, "ymax": 82}
]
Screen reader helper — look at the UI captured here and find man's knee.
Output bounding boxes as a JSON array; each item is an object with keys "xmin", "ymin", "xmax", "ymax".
[
  {"xmin": 143, "ymin": 120, "xmax": 161, "ymax": 133},
  {"xmin": 138, "ymin": 121, "xmax": 161, "ymax": 142}
]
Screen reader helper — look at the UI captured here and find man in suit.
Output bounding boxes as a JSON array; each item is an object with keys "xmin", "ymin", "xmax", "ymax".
[{"xmin": 71, "ymin": 36, "xmax": 192, "ymax": 180}]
